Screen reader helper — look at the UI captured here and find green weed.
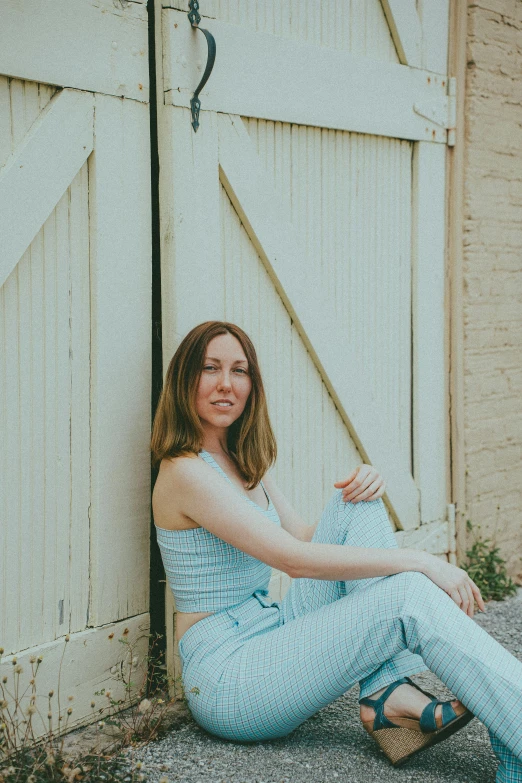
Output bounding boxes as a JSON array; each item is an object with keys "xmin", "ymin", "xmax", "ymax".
[{"xmin": 464, "ymin": 521, "xmax": 518, "ymax": 602}]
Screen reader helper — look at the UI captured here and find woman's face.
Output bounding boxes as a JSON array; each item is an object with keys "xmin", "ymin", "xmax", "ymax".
[{"xmin": 195, "ymin": 333, "xmax": 252, "ymax": 433}]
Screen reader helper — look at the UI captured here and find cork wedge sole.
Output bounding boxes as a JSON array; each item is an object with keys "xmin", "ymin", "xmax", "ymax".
[{"xmin": 363, "ymin": 709, "xmax": 475, "ymax": 767}]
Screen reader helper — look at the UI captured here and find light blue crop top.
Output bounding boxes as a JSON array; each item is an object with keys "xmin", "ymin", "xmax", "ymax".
[{"xmin": 155, "ymin": 450, "xmax": 281, "ymax": 612}]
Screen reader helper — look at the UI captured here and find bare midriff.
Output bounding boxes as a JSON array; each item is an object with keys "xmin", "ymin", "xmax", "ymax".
[{"xmin": 176, "ymin": 610, "xmax": 214, "ymax": 644}]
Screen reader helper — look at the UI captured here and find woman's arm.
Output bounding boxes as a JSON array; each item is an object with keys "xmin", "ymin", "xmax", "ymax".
[
  {"xmin": 261, "ymin": 472, "xmax": 317, "ymax": 542},
  {"xmin": 262, "ymin": 465, "xmax": 387, "ymax": 542},
  {"xmin": 165, "ymin": 457, "xmax": 484, "ymax": 616}
]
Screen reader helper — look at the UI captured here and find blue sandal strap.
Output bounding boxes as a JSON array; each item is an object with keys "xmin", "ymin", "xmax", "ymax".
[
  {"xmin": 361, "ymin": 676, "xmax": 460, "ymax": 734},
  {"xmin": 419, "ymin": 700, "xmax": 439, "ymax": 732},
  {"xmin": 419, "ymin": 698, "xmax": 458, "ymax": 733},
  {"xmin": 441, "ymin": 700, "xmax": 458, "ymax": 725},
  {"xmin": 359, "ymin": 677, "xmax": 410, "ymax": 731}
]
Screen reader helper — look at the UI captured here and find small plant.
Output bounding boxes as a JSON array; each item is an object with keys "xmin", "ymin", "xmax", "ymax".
[
  {"xmin": 0, "ymin": 629, "xmax": 176, "ymax": 782},
  {"xmin": 463, "ymin": 521, "xmax": 518, "ymax": 602},
  {"xmin": 0, "ymin": 746, "xmax": 148, "ymax": 782},
  {"xmin": 92, "ymin": 630, "xmax": 176, "ymax": 747}
]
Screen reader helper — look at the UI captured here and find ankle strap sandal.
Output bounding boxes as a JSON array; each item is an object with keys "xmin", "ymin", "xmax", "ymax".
[{"xmin": 359, "ymin": 677, "xmax": 474, "ymax": 767}]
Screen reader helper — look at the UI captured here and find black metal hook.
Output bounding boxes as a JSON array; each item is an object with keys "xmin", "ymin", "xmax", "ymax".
[{"xmin": 188, "ymin": 1, "xmax": 216, "ymax": 132}]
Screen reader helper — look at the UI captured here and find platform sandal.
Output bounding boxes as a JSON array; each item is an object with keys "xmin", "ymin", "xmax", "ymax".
[{"xmin": 359, "ymin": 676, "xmax": 474, "ymax": 767}]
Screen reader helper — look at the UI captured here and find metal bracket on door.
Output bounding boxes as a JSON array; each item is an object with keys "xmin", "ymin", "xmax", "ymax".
[{"xmin": 188, "ymin": 1, "xmax": 216, "ymax": 132}]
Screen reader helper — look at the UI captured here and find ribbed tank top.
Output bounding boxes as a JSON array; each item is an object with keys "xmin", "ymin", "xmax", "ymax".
[{"xmin": 155, "ymin": 450, "xmax": 281, "ymax": 612}]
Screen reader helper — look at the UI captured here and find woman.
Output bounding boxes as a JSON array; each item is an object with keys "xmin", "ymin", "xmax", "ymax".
[{"xmin": 151, "ymin": 321, "xmax": 522, "ymax": 781}]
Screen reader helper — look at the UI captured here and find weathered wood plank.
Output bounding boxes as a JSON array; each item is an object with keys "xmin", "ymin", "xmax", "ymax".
[
  {"xmin": 1, "ymin": 271, "xmax": 20, "ymax": 649},
  {"xmin": 88, "ymin": 93, "xmax": 151, "ymax": 627},
  {"xmin": 158, "ymin": 106, "xmax": 223, "ymax": 360},
  {"xmin": 0, "ymin": 77, "xmax": 11, "ymax": 169},
  {"xmin": 0, "ymin": 89, "xmax": 94, "ymax": 290},
  {"xmin": 69, "ymin": 163, "xmax": 91, "ymax": 634},
  {"xmin": 412, "ymin": 141, "xmax": 448, "ymax": 524},
  {"xmin": 418, "ymin": 0, "xmax": 450, "ymax": 74},
  {"xmin": 380, "ymin": 0, "xmax": 422, "ymax": 67},
  {"xmin": 395, "ymin": 519, "xmax": 450, "ymax": 556},
  {"xmin": 54, "ymin": 194, "xmax": 74, "ymax": 641},
  {"xmin": 0, "ymin": 0, "xmax": 148, "ymax": 102},
  {"xmin": 0, "ymin": 614, "xmax": 149, "ymax": 738},
  {"xmin": 28, "ymin": 220, "xmax": 46, "ymax": 644},
  {"xmin": 163, "ymin": 0, "xmax": 398, "ymax": 63},
  {"xmin": 163, "ymin": 9, "xmax": 448, "ymax": 142},
  {"xmin": 41, "ymin": 204, "xmax": 60, "ymax": 643}
]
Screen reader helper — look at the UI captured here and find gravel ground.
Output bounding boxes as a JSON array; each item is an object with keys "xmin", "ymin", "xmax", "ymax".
[{"xmin": 124, "ymin": 589, "xmax": 522, "ymax": 783}]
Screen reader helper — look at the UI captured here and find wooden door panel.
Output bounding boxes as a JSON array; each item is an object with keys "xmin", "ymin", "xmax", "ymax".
[
  {"xmin": 163, "ymin": 8, "xmax": 448, "ymax": 143},
  {"xmin": 0, "ymin": 73, "xmax": 151, "ymax": 734},
  {"xmin": 0, "ymin": 86, "xmax": 91, "ymax": 654},
  {"xmin": 157, "ymin": 0, "xmax": 453, "ymax": 698},
  {"xmin": 244, "ymin": 117, "xmax": 414, "ymax": 483},
  {"xmin": 218, "ymin": 113, "xmax": 419, "ymax": 528}
]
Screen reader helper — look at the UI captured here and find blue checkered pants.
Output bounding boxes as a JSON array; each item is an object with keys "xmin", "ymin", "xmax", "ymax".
[{"xmin": 179, "ymin": 493, "xmax": 522, "ymax": 781}]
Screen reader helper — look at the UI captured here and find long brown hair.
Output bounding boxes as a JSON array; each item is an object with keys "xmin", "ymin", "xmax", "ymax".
[{"xmin": 151, "ymin": 321, "xmax": 277, "ymax": 488}]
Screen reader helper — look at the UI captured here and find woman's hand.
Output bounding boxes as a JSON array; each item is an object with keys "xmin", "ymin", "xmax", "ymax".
[
  {"xmin": 334, "ymin": 464, "xmax": 386, "ymax": 503},
  {"xmin": 418, "ymin": 552, "xmax": 486, "ymax": 617}
]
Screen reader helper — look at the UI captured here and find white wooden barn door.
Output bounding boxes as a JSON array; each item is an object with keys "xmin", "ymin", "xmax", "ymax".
[
  {"xmin": 0, "ymin": 0, "xmax": 151, "ymax": 732},
  {"xmin": 155, "ymin": 0, "xmax": 453, "ymax": 682}
]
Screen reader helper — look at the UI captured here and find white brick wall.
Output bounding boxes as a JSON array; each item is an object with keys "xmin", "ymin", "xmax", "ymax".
[{"xmin": 463, "ymin": 1, "xmax": 522, "ymax": 581}]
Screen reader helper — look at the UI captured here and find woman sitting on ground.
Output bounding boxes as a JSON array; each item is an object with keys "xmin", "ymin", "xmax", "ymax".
[{"xmin": 151, "ymin": 320, "xmax": 522, "ymax": 781}]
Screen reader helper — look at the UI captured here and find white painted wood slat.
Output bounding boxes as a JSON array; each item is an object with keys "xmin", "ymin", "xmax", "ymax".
[
  {"xmin": 417, "ymin": 0, "xmax": 450, "ymax": 74},
  {"xmin": 158, "ymin": 106, "xmax": 223, "ymax": 360},
  {"xmin": 164, "ymin": 0, "xmax": 400, "ymax": 64},
  {"xmin": 27, "ymin": 218, "xmax": 45, "ymax": 643},
  {"xmin": 163, "ymin": 10, "xmax": 448, "ymax": 143},
  {"xmin": 54, "ymin": 193, "xmax": 74, "ymax": 641},
  {"xmin": 17, "ymin": 245, "xmax": 33, "ymax": 650},
  {"xmin": 412, "ymin": 142, "xmax": 448, "ymax": 524},
  {"xmin": 0, "ymin": 0, "xmax": 149, "ymax": 102},
  {"xmin": 0, "ymin": 78, "xmax": 11, "ymax": 168},
  {"xmin": 0, "ymin": 89, "xmax": 94, "ymax": 290},
  {"xmin": 41, "ymin": 204, "xmax": 62, "ymax": 643},
  {"xmin": 69, "ymin": 164, "xmax": 91, "ymax": 633},
  {"xmin": 88, "ymin": 93, "xmax": 151, "ymax": 627},
  {"xmin": 380, "ymin": 0, "xmax": 422, "ymax": 67},
  {"xmin": 218, "ymin": 113, "xmax": 420, "ymax": 530}
]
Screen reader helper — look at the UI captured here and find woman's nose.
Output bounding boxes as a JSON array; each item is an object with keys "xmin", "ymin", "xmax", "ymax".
[{"xmin": 216, "ymin": 372, "xmax": 232, "ymax": 390}]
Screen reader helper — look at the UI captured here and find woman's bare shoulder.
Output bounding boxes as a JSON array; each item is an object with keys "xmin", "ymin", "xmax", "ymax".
[
  {"xmin": 157, "ymin": 452, "xmax": 221, "ymax": 493},
  {"xmin": 156, "ymin": 454, "xmax": 202, "ymax": 489},
  {"xmin": 153, "ymin": 454, "xmax": 205, "ymax": 529},
  {"xmin": 159, "ymin": 452, "xmax": 199, "ymax": 471}
]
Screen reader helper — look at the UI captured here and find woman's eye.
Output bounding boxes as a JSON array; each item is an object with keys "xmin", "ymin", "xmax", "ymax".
[{"xmin": 202, "ymin": 365, "xmax": 248, "ymax": 374}]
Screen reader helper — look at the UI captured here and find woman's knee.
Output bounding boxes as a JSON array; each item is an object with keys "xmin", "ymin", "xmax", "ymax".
[
  {"xmin": 312, "ymin": 490, "xmax": 347, "ymax": 544},
  {"xmin": 378, "ymin": 571, "xmax": 439, "ymax": 611},
  {"xmin": 337, "ymin": 496, "xmax": 397, "ymax": 549},
  {"xmin": 389, "ymin": 570, "xmax": 452, "ymax": 624},
  {"xmin": 387, "ymin": 570, "xmax": 427, "ymax": 590}
]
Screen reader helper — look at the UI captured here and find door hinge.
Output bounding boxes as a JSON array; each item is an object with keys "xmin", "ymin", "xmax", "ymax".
[{"xmin": 413, "ymin": 76, "xmax": 457, "ymax": 147}]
